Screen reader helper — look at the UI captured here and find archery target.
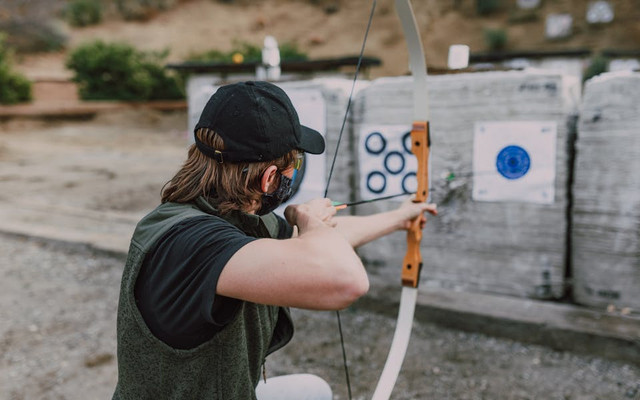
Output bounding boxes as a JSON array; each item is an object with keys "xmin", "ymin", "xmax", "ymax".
[
  {"xmin": 359, "ymin": 125, "xmax": 417, "ymax": 201},
  {"xmin": 473, "ymin": 121, "xmax": 557, "ymax": 204}
]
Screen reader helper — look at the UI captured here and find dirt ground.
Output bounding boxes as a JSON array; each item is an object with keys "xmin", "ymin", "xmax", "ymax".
[
  {"xmin": 0, "ymin": 110, "xmax": 187, "ymax": 213},
  {"xmin": 1, "ymin": 110, "xmax": 639, "ymax": 399}
]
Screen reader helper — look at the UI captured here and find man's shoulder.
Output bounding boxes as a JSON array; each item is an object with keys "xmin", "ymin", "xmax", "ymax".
[
  {"xmin": 147, "ymin": 213, "xmax": 255, "ymax": 270},
  {"xmin": 167, "ymin": 214, "xmax": 247, "ymax": 242}
]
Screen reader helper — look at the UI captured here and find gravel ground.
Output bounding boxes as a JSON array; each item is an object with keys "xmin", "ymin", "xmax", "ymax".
[{"xmin": 1, "ymin": 233, "xmax": 639, "ymax": 400}]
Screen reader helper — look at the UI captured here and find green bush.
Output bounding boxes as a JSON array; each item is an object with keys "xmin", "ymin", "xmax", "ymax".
[
  {"xmin": 508, "ymin": 9, "xmax": 539, "ymax": 24},
  {"xmin": 279, "ymin": 42, "xmax": 308, "ymax": 62},
  {"xmin": 484, "ymin": 28, "xmax": 507, "ymax": 51},
  {"xmin": 0, "ymin": 19, "xmax": 68, "ymax": 53},
  {"xmin": 115, "ymin": 0, "xmax": 175, "ymax": 21},
  {"xmin": 188, "ymin": 41, "xmax": 261, "ymax": 63},
  {"xmin": 0, "ymin": 35, "xmax": 32, "ymax": 104},
  {"xmin": 65, "ymin": 0, "xmax": 103, "ymax": 27},
  {"xmin": 66, "ymin": 40, "xmax": 184, "ymax": 101},
  {"xmin": 583, "ymin": 54, "xmax": 609, "ymax": 82},
  {"xmin": 0, "ymin": 0, "xmax": 68, "ymax": 52},
  {"xmin": 188, "ymin": 40, "xmax": 307, "ymax": 63},
  {"xmin": 477, "ymin": 0, "xmax": 501, "ymax": 15},
  {"xmin": 0, "ymin": 67, "xmax": 32, "ymax": 104}
]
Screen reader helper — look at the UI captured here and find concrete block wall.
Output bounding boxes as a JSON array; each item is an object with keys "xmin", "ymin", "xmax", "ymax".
[
  {"xmin": 351, "ymin": 71, "xmax": 581, "ymax": 300},
  {"xmin": 572, "ymin": 72, "xmax": 640, "ymax": 309}
]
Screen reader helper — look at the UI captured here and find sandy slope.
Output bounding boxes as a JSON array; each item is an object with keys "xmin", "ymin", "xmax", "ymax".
[{"xmin": 15, "ymin": 0, "xmax": 639, "ymax": 83}]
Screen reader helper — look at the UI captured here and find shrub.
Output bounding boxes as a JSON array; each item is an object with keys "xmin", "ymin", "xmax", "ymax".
[
  {"xmin": 0, "ymin": 0, "xmax": 67, "ymax": 52},
  {"xmin": 188, "ymin": 40, "xmax": 308, "ymax": 63},
  {"xmin": 114, "ymin": 0, "xmax": 176, "ymax": 21},
  {"xmin": 0, "ymin": 35, "xmax": 32, "ymax": 104},
  {"xmin": 188, "ymin": 42, "xmax": 260, "ymax": 63},
  {"xmin": 279, "ymin": 42, "xmax": 308, "ymax": 62},
  {"xmin": 231, "ymin": 42, "xmax": 262, "ymax": 63},
  {"xmin": 66, "ymin": 40, "xmax": 184, "ymax": 101},
  {"xmin": 0, "ymin": 19, "xmax": 68, "ymax": 53},
  {"xmin": 508, "ymin": 9, "xmax": 539, "ymax": 24},
  {"xmin": 188, "ymin": 49, "xmax": 230, "ymax": 63},
  {"xmin": 0, "ymin": 67, "xmax": 32, "ymax": 104},
  {"xmin": 583, "ymin": 54, "xmax": 609, "ymax": 82},
  {"xmin": 484, "ymin": 28, "xmax": 507, "ymax": 51},
  {"xmin": 65, "ymin": 0, "xmax": 103, "ymax": 27},
  {"xmin": 477, "ymin": 0, "xmax": 501, "ymax": 15}
]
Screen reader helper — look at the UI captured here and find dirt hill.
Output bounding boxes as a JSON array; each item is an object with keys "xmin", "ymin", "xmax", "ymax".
[{"xmin": 11, "ymin": 0, "xmax": 640, "ymax": 82}]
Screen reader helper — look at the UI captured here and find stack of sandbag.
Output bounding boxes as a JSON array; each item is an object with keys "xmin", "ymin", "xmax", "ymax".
[
  {"xmin": 572, "ymin": 72, "xmax": 640, "ymax": 310},
  {"xmin": 352, "ymin": 71, "xmax": 581, "ymax": 300}
]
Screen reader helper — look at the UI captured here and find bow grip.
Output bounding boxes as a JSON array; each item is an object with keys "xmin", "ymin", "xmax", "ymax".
[{"xmin": 401, "ymin": 121, "xmax": 430, "ymax": 288}]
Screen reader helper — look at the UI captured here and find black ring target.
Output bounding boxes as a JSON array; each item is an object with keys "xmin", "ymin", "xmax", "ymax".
[
  {"xmin": 402, "ymin": 172, "xmax": 417, "ymax": 194},
  {"xmin": 402, "ymin": 131, "xmax": 412, "ymax": 154},
  {"xmin": 364, "ymin": 132, "xmax": 387, "ymax": 155},
  {"xmin": 383, "ymin": 151, "xmax": 406, "ymax": 175},
  {"xmin": 366, "ymin": 171, "xmax": 387, "ymax": 194}
]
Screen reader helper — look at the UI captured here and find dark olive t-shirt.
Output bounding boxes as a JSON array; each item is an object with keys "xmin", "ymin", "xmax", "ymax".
[{"xmin": 134, "ymin": 214, "xmax": 292, "ymax": 350}]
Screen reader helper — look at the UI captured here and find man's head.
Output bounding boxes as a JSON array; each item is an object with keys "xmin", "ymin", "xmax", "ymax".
[
  {"xmin": 193, "ymin": 81, "xmax": 324, "ymax": 162},
  {"xmin": 162, "ymin": 81, "xmax": 325, "ymax": 214}
]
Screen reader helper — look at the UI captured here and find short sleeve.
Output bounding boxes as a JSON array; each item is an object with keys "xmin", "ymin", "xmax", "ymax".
[
  {"xmin": 274, "ymin": 213, "xmax": 294, "ymax": 239},
  {"xmin": 134, "ymin": 215, "xmax": 256, "ymax": 349}
]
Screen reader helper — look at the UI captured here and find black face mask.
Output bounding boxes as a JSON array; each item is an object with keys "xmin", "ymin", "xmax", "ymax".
[{"xmin": 257, "ymin": 173, "xmax": 293, "ymax": 215}]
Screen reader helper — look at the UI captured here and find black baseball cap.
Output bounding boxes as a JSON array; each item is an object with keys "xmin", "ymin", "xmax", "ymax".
[{"xmin": 194, "ymin": 81, "xmax": 325, "ymax": 163}]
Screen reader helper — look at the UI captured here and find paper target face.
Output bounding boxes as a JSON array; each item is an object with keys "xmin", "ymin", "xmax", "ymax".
[
  {"xmin": 359, "ymin": 126, "xmax": 417, "ymax": 201},
  {"xmin": 473, "ymin": 121, "xmax": 557, "ymax": 204}
]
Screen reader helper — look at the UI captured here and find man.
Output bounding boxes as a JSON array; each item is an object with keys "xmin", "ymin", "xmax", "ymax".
[{"xmin": 113, "ymin": 81, "xmax": 436, "ymax": 399}]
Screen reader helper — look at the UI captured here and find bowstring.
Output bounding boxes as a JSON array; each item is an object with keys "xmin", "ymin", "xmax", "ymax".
[
  {"xmin": 323, "ymin": 2, "xmax": 377, "ymax": 399},
  {"xmin": 324, "ymin": 0, "xmax": 377, "ymax": 199}
]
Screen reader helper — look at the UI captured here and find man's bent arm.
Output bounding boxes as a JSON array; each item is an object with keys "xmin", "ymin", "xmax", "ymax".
[{"xmin": 217, "ymin": 203, "xmax": 369, "ymax": 311}]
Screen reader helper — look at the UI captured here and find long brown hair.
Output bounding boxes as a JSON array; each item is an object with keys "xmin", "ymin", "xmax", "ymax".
[{"xmin": 161, "ymin": 128, "xmax": 297, "ymax": 214}]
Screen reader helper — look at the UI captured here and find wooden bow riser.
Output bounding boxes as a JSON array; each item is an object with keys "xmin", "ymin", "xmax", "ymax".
[{"xmin": 401, "ymin": 121, "xmax": 430, "ymax": 288}]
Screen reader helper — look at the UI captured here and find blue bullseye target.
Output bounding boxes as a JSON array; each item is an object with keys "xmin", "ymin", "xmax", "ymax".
[{"xmin": 496, "ymin": 145, "xmax": 530, "ymax": 180}]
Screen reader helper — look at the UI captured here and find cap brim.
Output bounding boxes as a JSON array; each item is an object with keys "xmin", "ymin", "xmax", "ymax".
[{"xmin": 299, "ymin": 126, "xmax": 325, "ymax": 154}]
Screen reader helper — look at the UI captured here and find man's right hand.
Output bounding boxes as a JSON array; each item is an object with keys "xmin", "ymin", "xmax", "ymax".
[{"xmin": 284, "ymin": 198, "xmax": 337, "ymax": 232}]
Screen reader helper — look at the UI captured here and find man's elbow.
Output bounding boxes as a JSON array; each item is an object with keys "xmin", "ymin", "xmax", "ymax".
[
  {"xmin": 345, "ymin": 275, "xmax": 370, "ymax": 306},
  {"xmin": 304, "ymin": 240, "xmax": 369, "ymax": 309},
  {"xmin": 331, "ymin": 271, "xmax": 369, "ymax": 310}
]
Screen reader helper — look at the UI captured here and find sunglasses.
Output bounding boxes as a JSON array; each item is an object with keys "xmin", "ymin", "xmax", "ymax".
[{"xmin": 291, "ymin": 152, "xmax": 304, "ymax": 184}]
